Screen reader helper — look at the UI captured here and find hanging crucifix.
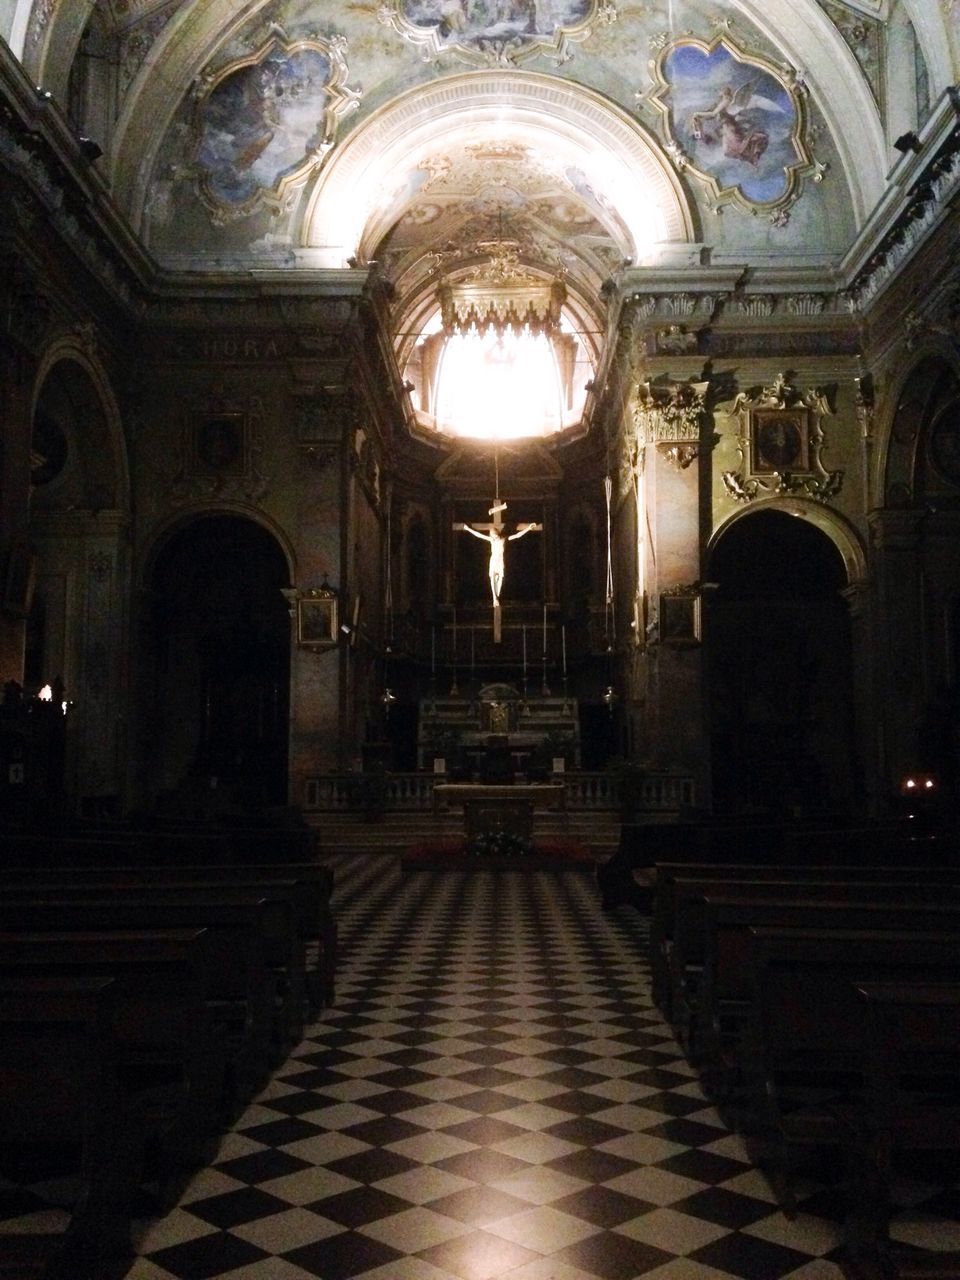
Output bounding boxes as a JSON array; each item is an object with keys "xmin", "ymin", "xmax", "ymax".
[{"xmin": 454, "ymin": 500, "xmax": 541, "ymax": 642}]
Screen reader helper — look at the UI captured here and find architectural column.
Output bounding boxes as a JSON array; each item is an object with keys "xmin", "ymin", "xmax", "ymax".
[
  {"xmin": 633, "ymin": 379, "xmax": 711, "ymax": 807},
  {"xmin": 868, "ymin": 508, "xmax": 925, "ymax": 794}
]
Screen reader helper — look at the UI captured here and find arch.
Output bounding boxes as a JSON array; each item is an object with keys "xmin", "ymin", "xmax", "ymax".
[
  {"xmin": 139, "ymin": 502, "xmax": 297, "ymax": 590},
  {"xmin": 880, "ymin": 351, "xmax": 960, "ymax": 508},
  {"xmin": 301, "ymin": 71, "xmax": 694, "ymax": 268},
  {"xmin": 141, "ymin": 511, "xmax": 294, "ymax": 807},
  {"xmin": 31, "ymin": 337, "xmax": 130, "ymax": 514},
  {"xmin": 708, "ymin": 497, "xmax": 867, "ymax": 588},
  {"xmin": 92, "ymin": 0, "xmax": 890, "ymax": 233},
  {"xmin": 706, "ymin": 505, "xmax": 860, "ymax": 815}
]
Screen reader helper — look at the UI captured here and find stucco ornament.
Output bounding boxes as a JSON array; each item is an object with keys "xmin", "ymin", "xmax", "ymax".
[
  {"xmin": 722, "ymin": 373, "xmax": 842, "ymax": 502},
  {"xmin": 645, "ymin": 33, "xmax": 820, "ymax": 216},
  {"xmin": 193, "ymin": 27, "xmax": 361, "ymax": 224},
  {"xmin": 378, "ymin": 0, "xmax": 616, "ymax": 66}
]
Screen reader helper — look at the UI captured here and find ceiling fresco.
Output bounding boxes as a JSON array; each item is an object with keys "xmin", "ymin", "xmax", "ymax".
[{"xmin": 373, "ymin": 140, "xmax": 631, "ymax": 300}]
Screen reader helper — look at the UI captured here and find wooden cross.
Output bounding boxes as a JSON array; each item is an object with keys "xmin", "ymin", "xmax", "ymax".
[{"xmin": 454, "ymin": 501, "xmax": 542, "ymax": 643}]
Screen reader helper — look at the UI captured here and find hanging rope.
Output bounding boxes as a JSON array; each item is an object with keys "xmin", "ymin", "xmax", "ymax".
[
  {"xmin": 604, "ymin": 474, "xmax": 614, "ymax": 647},
  {"xmin": 384, "ymin": 491, "xmax": 393, "ymax": 642}
]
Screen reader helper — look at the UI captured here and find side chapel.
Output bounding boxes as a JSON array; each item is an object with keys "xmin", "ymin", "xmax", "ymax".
[{"xmin": 0, "ymin": 0, "xmax": 959, "ymax": 825}]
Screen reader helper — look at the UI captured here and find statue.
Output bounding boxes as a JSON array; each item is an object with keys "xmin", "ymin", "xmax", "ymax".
[{"xmin": 454, "ymin": 500, "xmax": 542, "ymax": 641}]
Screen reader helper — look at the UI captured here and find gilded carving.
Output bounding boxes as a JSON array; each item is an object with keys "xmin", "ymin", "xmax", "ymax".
[{"xmin": 722, "ymin": 373, "xmax": 842, "ymax": 502}]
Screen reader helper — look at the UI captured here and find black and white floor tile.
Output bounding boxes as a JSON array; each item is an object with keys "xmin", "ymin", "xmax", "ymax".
[{"xmin": 3, "ymin": 854, "xmax": 956, "ymax": 1279}]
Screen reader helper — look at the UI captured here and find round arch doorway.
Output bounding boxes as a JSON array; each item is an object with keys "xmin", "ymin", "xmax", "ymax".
[
  {"xmin": 706, "ymin": 510, "xmax": 857, "ymax": 818},
  {"xmin": 146, "ymin": 515, "xmax": 292, "ymax": 811}
]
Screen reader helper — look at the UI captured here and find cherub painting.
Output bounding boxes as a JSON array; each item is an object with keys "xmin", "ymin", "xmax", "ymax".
[
  {"xmin": 651, "ymin": 37, "xmax": 809, "ymax": 210},
  {"xmin": 383, "ymin": 0, "xmax": 600, "ymax": 65}
]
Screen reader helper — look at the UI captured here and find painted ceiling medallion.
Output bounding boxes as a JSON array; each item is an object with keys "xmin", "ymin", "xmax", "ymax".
[
  {"xmin": 646, "ymin": 34, "xmax": 819, "ymax": 214},
  {"xmin": 378, "ymin": 0, "xmax": 616, "ymax": 67},
  {"xmin": 193, "ymin": 27, "xmax": 360, "ymax": 224}
]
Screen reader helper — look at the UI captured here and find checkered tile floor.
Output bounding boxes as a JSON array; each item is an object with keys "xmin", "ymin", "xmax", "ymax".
[{"xmin": 3, "ymin": 855, "xmax": 956, "ymax": 1278}]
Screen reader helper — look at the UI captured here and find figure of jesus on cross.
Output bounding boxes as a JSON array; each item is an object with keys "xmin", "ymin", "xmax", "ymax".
[{"xmin": 454, "ymin": 501, "xmax": 542, "ymax": 642}]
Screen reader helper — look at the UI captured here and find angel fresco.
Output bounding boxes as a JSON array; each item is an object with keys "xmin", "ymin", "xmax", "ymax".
[
  {"xmin": 384, "ymin": 0, "xmax": 600, "ymax": 65},
  {"xmin": 650, "ymin": 37, "xmax": 811, "ymax": 211}
]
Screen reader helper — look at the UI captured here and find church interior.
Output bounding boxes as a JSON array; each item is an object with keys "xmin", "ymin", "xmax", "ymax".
[{"xmin": 1, "ymin": 0, "xmax": 960, "ymax": 1276}]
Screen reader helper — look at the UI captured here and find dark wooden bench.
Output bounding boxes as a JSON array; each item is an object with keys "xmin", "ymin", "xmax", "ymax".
[
  {"xmin": 0, "ymin": 862, "xmax": 336, "ymax": 1009},
  {"xmin": 688, "ymin": 892, "xmax": 960, "ymax": 1081},
  {"xmin": 650, "ymin": 863, "xmax": 960, "ymax": 1015},
  {"xmin": 0, "ymin": 927, "xmax": 227, "ymax": 1177},
  {"xmin": 0, "ymin": 975, "xmax": 137, "ymax": 1275},
  {"xmin": 0, "ymin": 885, "xmax": 301, "ymax": 1058},
  {"xmin": 739, "ymin": 927, "xmax": 960, "ymax": 1229}
]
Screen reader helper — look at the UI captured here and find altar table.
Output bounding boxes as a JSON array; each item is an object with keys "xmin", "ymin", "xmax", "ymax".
[{"xmin": 434, "ymin": 783, "xmax": 566, "ymax": 843}]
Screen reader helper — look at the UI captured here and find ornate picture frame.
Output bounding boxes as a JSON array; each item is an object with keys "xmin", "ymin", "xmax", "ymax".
[
  {"xmin": 193, "ymin": 27, "xmax": 360, "ymax": 224},
  {"xmin": 645, "ymin": 34, "xmax": 820, "ymax": 216},
  {"xmin": 190, "ymin": 412, "xmax": 247, "ymax": 477},
  {"xmin": 722, "ymin": 375, "xmax": 842, "ymax": 502},
  {"xmin": 378, "ymin": 0, "xmax": 615, "ymax": 67},
  {"xmin": 298, "ymin": 587, "xmax": 339, "ymax": 648}
]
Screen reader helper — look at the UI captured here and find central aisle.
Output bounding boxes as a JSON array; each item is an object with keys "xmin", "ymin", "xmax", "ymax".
[{"xmin": 127, "ymin": 857, "xmax": 847, "ymax": 1279}]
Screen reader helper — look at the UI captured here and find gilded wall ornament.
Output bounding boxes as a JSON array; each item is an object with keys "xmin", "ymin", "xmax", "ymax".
[
  {"xmin": 378, "ymin": 0, "xmax": 616, "ymax": 67},
  {"xmin": 646, "ymin": 34, "xmax": 819, "ymax": 215},
  {"xmin": 193, "ymin": 28, "xmax": 361, "ymax": 224},
  {"xmin": 722, "ymin": 374, "xmax": 842, "ymax": 502}
]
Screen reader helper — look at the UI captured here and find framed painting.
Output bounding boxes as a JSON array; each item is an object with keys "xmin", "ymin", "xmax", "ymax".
[
  {"xmin": 191, "ymin": 413, "xmax": 246, "ymax": 476},
  {"xmin": 379, "ymin": 0, "xmax": 614, "ymax": 67},
  {"xmin": 194, "ymin": 30, "xmax": 360, "ymax": 223},
  {"xmin": 659, "ymin": 591, "xmax": 700, "ymax": 645},
  {"xmin": 646, "ymin": 34, "xmax": 818, "ymax": 214},
  {"xmin": 723, "ymin": 375, "xmax": 843, "ymax": 502},
  {"xmin": 298, "ymin": 589, "xmax": 339, "ymax": 648}
]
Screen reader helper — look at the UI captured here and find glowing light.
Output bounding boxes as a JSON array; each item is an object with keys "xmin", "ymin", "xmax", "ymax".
[
  {"xmin": 38, "ymin": 684, "xmax": 52, "ymax": 701},
  {"xmin": 433, "ymin": 328, "xmax": 565, "ymax": 439}
]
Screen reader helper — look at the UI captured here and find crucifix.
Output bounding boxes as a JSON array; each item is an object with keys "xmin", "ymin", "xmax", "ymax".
[{"xmin": 454, "ymin": 499, "xmax": 542, "ymax": 643}]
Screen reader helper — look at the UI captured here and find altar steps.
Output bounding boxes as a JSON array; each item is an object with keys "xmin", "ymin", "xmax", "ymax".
[{"xmin": 307, "ymin": 810, "xmax": 621, "ymax": 859}]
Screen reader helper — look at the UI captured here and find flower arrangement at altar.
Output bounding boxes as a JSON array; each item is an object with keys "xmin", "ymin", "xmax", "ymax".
[{"xmin": 466, "ymin": 829, "xmax": 531, "ymax": 858}]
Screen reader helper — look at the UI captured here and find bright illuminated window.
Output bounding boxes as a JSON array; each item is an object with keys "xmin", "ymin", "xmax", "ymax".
[{"xmin": 408, "ymin": 315, "xmax": 591, "ymax": 440}]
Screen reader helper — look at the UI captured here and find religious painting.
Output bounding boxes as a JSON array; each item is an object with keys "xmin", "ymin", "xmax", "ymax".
[
  {"xmin": 298, "ymin": 589, "xmax": 339, "ymax": 648},
  {"xmin": 379, "ymin": 0, "xmax": 615, "ymax": 67},
  {"xmin": 647, "ymin": 35, "xmax": 814, "ymax": 213},
  {"xmin": 659, "ymin": 592, "xmax": 700, "ymax": 646},
  {"xmin": 193, "ymin": 31, "xmax": 360, "ymax": 222},
  {"xmin": 750, "ymin": 408, "xmax": 810, "ymax": 475},
  {"xmin": 723, "ymin": 375, "xmax": 843, "ymax": 502},
  {"xmin": 191, "ymin": 413, "xmax": 246, "ymax": 476}
]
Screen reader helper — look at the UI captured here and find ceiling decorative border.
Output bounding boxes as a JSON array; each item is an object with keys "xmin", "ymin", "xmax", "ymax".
[
  {"xmin": 645, "ymin": 33, "xmax": 823, "ymax": 217},
  {"xmin": 377, "ymin": 0, "xmax": 616, "ymax": 68},
  {"xmin": 192, "ymin": 26, "xmax": 361, "ymax": 225}
]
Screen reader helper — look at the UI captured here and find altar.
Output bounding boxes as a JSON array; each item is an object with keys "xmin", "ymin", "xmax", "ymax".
[
  {"xmin": 434, "ymin": 782, "xmax": 566, "ymax": 843},
  {"xmin": 418, "ymin": 684, "xmax": 579, "ymax": 775}
]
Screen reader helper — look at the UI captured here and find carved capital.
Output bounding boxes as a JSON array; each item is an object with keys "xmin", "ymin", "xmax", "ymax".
[{"xmin": 635, "ymin": 379, "xmax": 709, "ymax": 446}]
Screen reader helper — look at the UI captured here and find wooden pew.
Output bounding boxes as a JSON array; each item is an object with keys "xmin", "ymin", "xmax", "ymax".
[
  {"xmin": 0, "ymin": 862, "xmax": 336, "ymax": 1009},
  {"xmin": 600, "ymin": 821, "xmax": 960, "ymax": 913},
  {"xmin": 0, "ymin": 975, "xmax": 137, "ymax": 1275},
  {"xmin": 0, "ymin": 928, "xmax": 227, "ymax": 1178},
  {"xmin": 0, "ymin": 885, "xmax": 301, "ymax": 1058},
  {"xmin": 687, "ymin": 892, "xmax": 960, "ymax": 1081},
  {"xmin": 650, "ymin": 863, "xmax": 960, "ymax": 1016},
  {"xmin": 845, "ymin": 981, "xmax": 960, "ymax": 1276},
  {"xmin": 739, "ymin": 927, "xmax": 960, "ymax": 1225}
]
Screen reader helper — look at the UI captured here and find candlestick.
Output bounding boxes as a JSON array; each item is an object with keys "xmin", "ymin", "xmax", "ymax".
[
  {"xmin": 561, "ymin": 624, "xmax": 567, "ymax": 676},
  {"xmin": 452, "ymin": 607, "xmax": 457, "ymax": 662},
  {"xmin": 542, "ymin": 604, "xmax": 547, "ymax": 658}
]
